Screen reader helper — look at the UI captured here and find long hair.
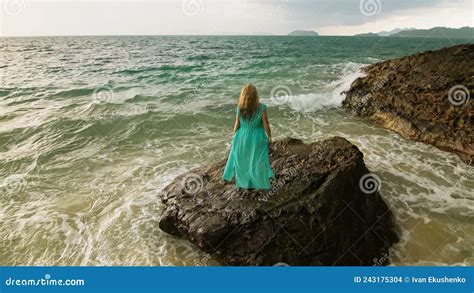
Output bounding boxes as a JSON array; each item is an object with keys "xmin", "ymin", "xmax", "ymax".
[{"xmin": 238, "ymin": 84, "xmax": 259, "ymax": 120}]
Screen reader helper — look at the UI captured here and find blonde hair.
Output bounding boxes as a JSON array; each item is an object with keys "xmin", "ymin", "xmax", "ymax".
[{"xmin": 238, "ymin": 84, "xmax": 259, "ymax": 120}]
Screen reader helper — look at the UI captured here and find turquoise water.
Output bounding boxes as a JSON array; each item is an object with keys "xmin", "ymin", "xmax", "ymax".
[{"xmin": 0, "ymin": 36, "xmax": 473, "ymax": 266}]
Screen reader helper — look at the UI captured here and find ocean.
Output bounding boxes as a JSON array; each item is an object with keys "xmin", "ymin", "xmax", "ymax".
[{"xmin": 0, "ymin": 35, "xmax": 473, "ymax": 266}]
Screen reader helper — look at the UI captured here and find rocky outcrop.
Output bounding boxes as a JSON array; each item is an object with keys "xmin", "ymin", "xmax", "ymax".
[
  {"xmin": 343, "ymin": 44, "xmax": 473, "ymax": 165},
  {"xmin": 159, "ymin": 137, "xmax": 398, "ymax": 266}
]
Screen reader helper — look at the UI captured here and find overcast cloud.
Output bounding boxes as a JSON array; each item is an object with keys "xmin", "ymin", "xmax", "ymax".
[{"xmin": 0, "ymin": 0, "xmax": 472, "ymax": 36}]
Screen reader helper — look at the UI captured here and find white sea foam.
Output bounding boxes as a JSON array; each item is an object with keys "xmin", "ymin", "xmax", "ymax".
[
  {"xmin": 267, "ymin": 62, "xmax": 366, "ymax": 112},
  {"xmin": 330, "ymin": 62, "xmax": 367, "ymax": 100}
]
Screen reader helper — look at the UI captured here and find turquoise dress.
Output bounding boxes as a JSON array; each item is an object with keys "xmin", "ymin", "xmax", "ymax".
[{"xmin": 223, "ymin": 103, "xmax": 274, "ymax": 189}]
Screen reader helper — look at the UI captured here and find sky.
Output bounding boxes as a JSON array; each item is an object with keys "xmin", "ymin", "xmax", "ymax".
[{"xmin": 0, "ymin": 0, "xmax": 472, "ymax": 36}]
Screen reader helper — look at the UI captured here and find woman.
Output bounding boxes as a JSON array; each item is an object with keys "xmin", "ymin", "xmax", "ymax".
[{"xmin": 223, "ymin": 84, "xmax": 274, "ymax": 189}]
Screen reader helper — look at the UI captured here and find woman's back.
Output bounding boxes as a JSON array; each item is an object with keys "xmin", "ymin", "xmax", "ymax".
[
  {"xmin": 238, "ymin": 103, "xmax": 265, "ymax": 129},
  {"xmin": 223, "ymin": 84, "xmax": 273, "ymax": 190}
]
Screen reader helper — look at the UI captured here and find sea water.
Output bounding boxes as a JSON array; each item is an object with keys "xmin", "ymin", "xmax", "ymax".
[{"xmin": 0, "ymin": 36, "xmax": 473, "ymax": 266}]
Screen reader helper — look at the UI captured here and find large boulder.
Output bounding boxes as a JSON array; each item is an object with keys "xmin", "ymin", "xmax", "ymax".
[
  {"xmin": 159, "ymin": 137, "xmax": 399, "ymax": 266},
  {"xmin": 343, "ymin": 44, "xmax": 473, "ymax": 165}
]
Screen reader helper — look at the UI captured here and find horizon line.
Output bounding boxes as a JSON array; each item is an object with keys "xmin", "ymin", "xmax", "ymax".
[{"xmin": 2, "ymin": 26, "xmax": 472, "ymax": 38}]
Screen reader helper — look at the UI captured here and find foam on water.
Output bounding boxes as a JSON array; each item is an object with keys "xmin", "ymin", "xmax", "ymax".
[{"xmin": 268, "ymin": 62, "xmax": 366, "ymax": 112}]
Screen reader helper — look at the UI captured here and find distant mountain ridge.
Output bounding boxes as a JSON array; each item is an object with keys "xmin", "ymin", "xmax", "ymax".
[
  {"xmin": 377, "ymin": 28, "xmax": 416, "ymax": 36},
  {"xmin": 355, "ymin": 27, "xmax": 415, "ymax": 37},
  {"xmin": 354, "ymin": 26, "xmax": 473, "ymax": 38},
  {"xmin": 391, "ymin": 26, "xmax": 474, "ymax": 38}
]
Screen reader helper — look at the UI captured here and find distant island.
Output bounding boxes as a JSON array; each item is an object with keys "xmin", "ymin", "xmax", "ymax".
[
  {"xmin": 288, "ymin": 30, "xmax": 319, "ymax": 36},
  {"xmin": 354, "ymin": 26, "xmax": 473, "ymax": 38}
]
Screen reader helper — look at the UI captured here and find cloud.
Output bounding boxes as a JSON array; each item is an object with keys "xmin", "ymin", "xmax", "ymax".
[
  {"xmin": 317, "ymin": 0, "xmax": 472, "ymax": 35},
  {"xmin": 249, "ymin": 0, "xmax": 450, "ymax": 28},
  {"xmin": 0, "ymin": 0, "xmax": 471, "ymax": 36},
  {"xmin": 241, "ymin": 0, "xmax": 470, "ymax": 34}
]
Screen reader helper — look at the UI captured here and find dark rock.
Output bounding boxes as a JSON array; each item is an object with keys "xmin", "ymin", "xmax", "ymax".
[
  {"xmin": 159, "ymin": 137, "xmax": 399, "ymax": 266},
  {"xmin": 343, "ymin": 44, "xmax": 473, "ymax": 165}
]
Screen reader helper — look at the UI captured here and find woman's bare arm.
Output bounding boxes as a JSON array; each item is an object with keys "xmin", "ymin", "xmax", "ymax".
[
  {"xmin": 233, "ymin": 113, "xmax": 240, "ymax": 134},
  {"xmin": 262, "ymin": 110, "xmax": 272, "ymax": 144}
]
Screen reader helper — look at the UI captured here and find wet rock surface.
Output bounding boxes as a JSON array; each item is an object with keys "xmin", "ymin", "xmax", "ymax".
[
  {"xmin": 159, "ymin": 137, "xmax": 399, "ymax": 266},
  {"xmin": 343, "ymin": 44, "xmax": 473, "ymax": 165}
]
